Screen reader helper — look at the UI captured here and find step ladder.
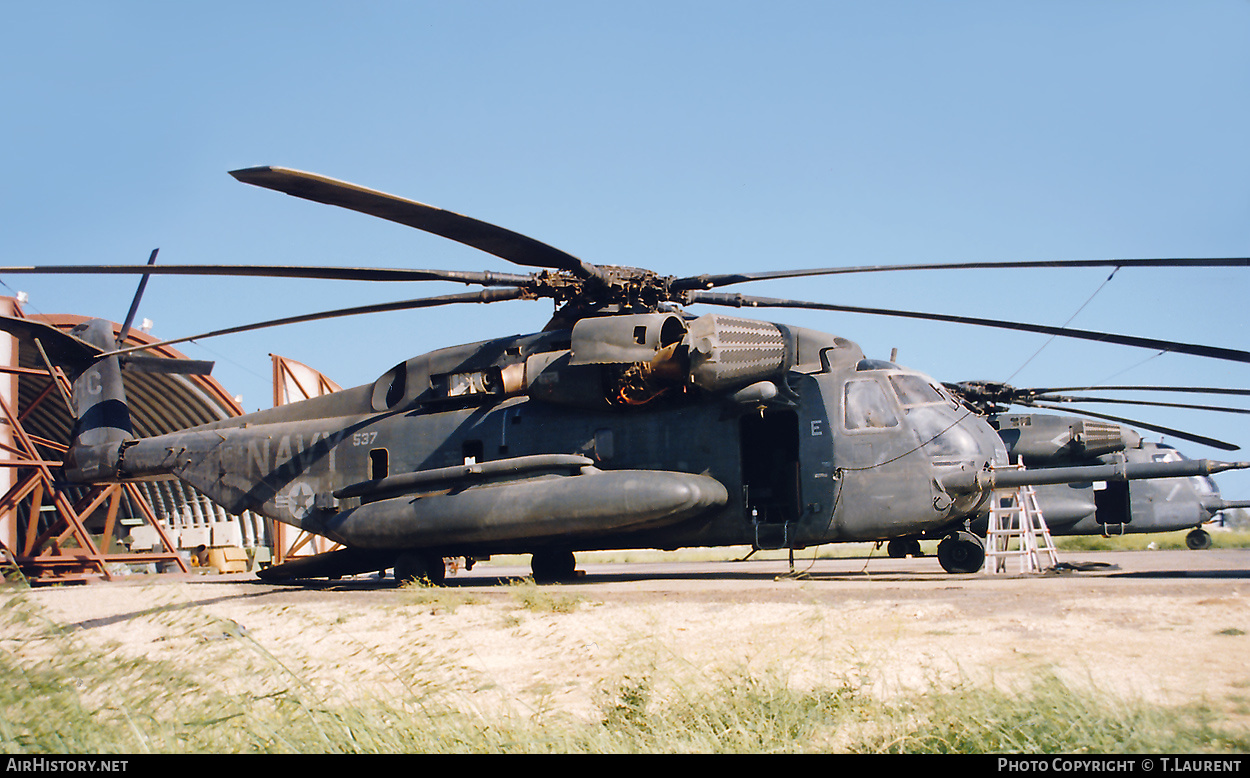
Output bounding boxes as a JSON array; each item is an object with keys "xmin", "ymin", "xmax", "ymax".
[{"xmin": 985, "ymin": 471, "xmax": 1059, "ymax": 574}]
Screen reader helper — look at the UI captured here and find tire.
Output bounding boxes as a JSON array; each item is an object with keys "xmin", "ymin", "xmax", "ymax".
[
  {"xmin": 887, "ymin": 539, "xmax": 922, "ymax": 558},
  {"xmin": 937, "ymin": 531, "xmax": 985, "ymax": 574},
  {"xmin": 531, "ymin": 550, "xmax": 577, "ymax": 583},
  {"xmin": 394, "ymin": 551, "xmax": 447, "ymax": 586},
  {"xmin": 1186, "ymin": 529, "xmax": 1213, "ymax": 551}
]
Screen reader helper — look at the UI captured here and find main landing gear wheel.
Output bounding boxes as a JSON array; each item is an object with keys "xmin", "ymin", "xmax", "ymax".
[
  {"xmin": 887, "ymin": 538, "xmax": 923, "ymax": 558},
  {"xmin": 394, "ymin": 551, "xmax": 446, "ymax": 586},
  {"xmin": 1186, "ymin": 528, "xmax": 1213, "ymax": 551},
  {"xmin": 937, "ymin": 530, "xmax": 985, "ymax": 574},
  {"xmin": 531, "ymin": 550, "xmax": 577, "ymax": 583}
]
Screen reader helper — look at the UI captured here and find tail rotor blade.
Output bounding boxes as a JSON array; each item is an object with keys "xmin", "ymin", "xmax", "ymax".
[{"xmin": 117, "ymin": 248, "xmax": 159, "ymax": 343}]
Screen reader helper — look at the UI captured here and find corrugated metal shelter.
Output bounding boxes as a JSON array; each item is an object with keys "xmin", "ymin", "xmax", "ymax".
[{"xmin": 0, "ymin": 298, "xmax": 269, "ymax": 583}]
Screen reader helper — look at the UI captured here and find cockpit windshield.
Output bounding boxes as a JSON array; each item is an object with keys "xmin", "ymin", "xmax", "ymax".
[
  {"xmin": 888, "ymin": 374, "xmax": 946, "ymax": 408},
  {"xmin": 884, "ymin": 371, "xmax": 982, "ymax": 462},
  {"xmin": 1153, "ymin": 446, "xmax": 1218, "ymax": 495}
]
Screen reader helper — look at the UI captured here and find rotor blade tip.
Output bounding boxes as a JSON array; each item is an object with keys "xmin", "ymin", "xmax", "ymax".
[{"xmin": 229, "ymin": 166, "xmax": 277, "ymax": 182}]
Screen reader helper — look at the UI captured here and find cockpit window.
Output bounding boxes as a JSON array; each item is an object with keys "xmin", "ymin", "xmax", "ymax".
[
  {"xmin": 1149, "ymin": 448, "xmax": 1215, "ymax": 493},
  {"xmin": 844, "ymin": 379, "xmax": 900, "ymax": 430},
  {"xmin": 889, "ymin": 374, "xmax": 945, "ymax": 407}
]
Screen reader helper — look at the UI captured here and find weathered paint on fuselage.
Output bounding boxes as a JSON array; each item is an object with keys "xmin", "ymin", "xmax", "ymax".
[{"xmin": 116, "ymin": 331, "xmax": 1007, "ymax": 557}]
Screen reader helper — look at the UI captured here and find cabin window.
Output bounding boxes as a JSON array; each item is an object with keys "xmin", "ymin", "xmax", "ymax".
[
  {"xmin": 843, "ymin": 379, "xmax": 899, "ymax": 430},
  {"xmin": 462, "ymin": 440, "xmax": 484, "ymax": 465},
  {"xmin": 369, "ymin": 449, "xmax": 389, "ymax": 481}
]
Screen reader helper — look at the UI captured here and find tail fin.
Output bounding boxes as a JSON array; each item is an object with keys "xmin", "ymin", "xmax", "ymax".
[{"xmin": 64, "ymin": 319, "xmax": 133, "ymax": 482}]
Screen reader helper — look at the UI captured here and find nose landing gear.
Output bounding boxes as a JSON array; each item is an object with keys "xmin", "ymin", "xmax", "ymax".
[
  {"xmin": 1186, "ymin": 528, "xmax": 1213, "ymax": 551},
  {"xmin": 937, "ymin": 530, "xmax": 985, "ymax": 574}
]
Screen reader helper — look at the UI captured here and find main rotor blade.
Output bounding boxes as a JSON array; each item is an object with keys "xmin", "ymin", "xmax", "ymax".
[
  {"xmin": 1027, "ymin": 394, "xmax": 1250, "ymax": 416},
  {"xmin": 1026, "ymin": 402, "xmax": 1241, "ymax": 451},
  {"xmin": 0, "ymin": 263, "xmax": 535, "ymax": 286},
  {"xmin": 1026, "ymin": 385, "xmax": 1250, "ymax": 397},
  {"xmin": 686, "ymin": 291, "xmax": 1250, "ymax": 365},
  {"xmin": 121, "ymin": 355, "xmax": 215, "ymax": 376},
  {"xmin": 674, "ymin": 257, "xmax": 1250, "ymax": 291},
  {"xmin": 230, "ymin": 166, "xmax": 602, "ymax": 279},
  {"xmin": 100, "ymin": 288, "xmax": 527, "ymax": 358}
]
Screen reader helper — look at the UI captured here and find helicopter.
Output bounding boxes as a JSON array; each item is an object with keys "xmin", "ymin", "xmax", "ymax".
[
  {"xmin": 955, "ymin": 384, "xmax": 1250, "ymax": 552},
  {"xmin": 4, "ymin": 166, "xmax": 1249, "ymax": 583},
  {"xmin": 881, "ymin": 409, "xmax": 1250, "ymax": 560},
  {"xmin": 260, "ymin": 357, "xmax": 1250, "ymax": 560}
]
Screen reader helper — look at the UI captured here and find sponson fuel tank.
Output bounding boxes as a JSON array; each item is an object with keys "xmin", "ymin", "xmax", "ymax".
[{"xmin": 304, "ymin": 458, "xmax": 729, "ymax": 550}]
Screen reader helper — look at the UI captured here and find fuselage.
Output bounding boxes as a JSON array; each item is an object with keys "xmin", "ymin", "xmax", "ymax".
[{"xmin": 108, "ymin": 316, "xmax": 1009, "ymax": 557}]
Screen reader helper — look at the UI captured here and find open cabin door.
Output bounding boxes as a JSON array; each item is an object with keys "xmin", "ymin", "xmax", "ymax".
[{"xmin": 740, "ymin": 410, "xmax": 801, "ymax": 547}]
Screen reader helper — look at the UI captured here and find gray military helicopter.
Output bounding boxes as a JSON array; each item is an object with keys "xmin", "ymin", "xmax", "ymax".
[
  {"xmin": 883, "ymin": 410, "xmax": 1250, "ymax": 562},
  {"xmin": 5, "ymin": 167, "xmax": 1249, "ymax": 583},
  {"xmin": 953, "ymin": 385, "xmax": 1250, "ymax": 551}
]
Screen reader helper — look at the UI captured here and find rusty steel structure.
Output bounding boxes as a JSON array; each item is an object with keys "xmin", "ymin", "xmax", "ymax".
[
  {"xmin": 0, "ymin": 298, "xmax": 266, "ymax": 584},
  {"xmin": 269, "ymin": 354, "xmax": 344, "ymax": 566}
]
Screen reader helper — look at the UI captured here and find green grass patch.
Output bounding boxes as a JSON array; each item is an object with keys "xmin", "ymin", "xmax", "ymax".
[{"xmin": 1056, "ymin": 529, "xmax": 1250, "ymax": 553}]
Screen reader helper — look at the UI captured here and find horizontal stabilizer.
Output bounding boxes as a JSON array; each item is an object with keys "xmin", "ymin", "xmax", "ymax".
[
  {"xmin": 0, "ymin": 314, "xmax": 213, "ymax": 376},
  {"xmin": 0, "ymin": 315, "xmax": 101, "ymax": 369}
]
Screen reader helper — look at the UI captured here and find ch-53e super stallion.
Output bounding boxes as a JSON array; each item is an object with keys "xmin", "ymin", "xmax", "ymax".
[
  {"xmin": 933, "ymin": 382, "xmax": 1250, "ymax": 556},
  {"xmin": 5, "ymin": 167, "xmax": 1248, "ymax": 582}
]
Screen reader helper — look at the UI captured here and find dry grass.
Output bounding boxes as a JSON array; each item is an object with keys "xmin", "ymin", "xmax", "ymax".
[{"xmin": 4, "ymin": 567, "xmax": 1250, "ymax": 754}]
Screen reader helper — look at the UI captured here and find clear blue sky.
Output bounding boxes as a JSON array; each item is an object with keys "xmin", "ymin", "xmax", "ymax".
[{"xmin": 3, "ymin": 2, "xmax": 1250, "ymax": 497}]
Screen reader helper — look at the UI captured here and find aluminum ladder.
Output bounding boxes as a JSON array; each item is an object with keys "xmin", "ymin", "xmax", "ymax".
[{"xmin": 985, "ymin": 470, "xmax": 1059, "ymax": 574}]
